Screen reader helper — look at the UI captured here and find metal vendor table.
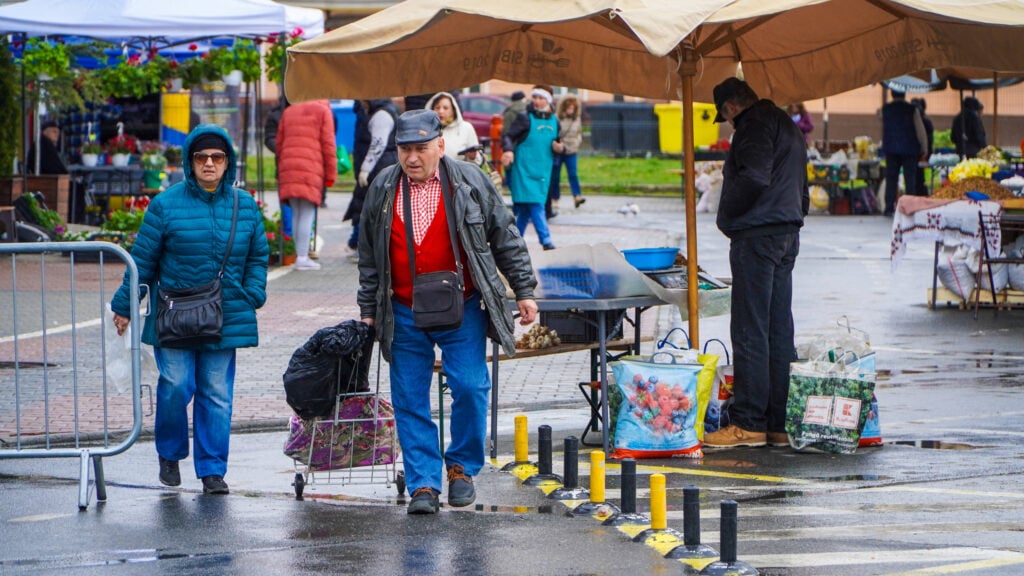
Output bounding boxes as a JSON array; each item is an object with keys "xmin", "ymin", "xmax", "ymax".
[{"xmin": 482, "ymin": 295, "xmax": 667, "ymax": 458}]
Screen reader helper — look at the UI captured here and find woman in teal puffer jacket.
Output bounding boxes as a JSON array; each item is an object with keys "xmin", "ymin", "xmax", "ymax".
[{"xmin": 111, "ymin": 125, "xmax": 269, "ymax": 495}]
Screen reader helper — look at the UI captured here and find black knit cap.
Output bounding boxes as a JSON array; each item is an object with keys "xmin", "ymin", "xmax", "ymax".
[{"xmin": 190, "ymin": 133, "xmax": 230, "ymax": 156}]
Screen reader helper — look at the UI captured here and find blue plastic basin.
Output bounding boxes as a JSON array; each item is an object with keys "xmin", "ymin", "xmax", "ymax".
[{"xmin": 621, "ymin": 247, "xmax": 680, "ymax": 271}]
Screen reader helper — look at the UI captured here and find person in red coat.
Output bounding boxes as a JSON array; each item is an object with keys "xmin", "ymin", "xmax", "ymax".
[{"xmin": 276, "ymin": 99, "xmax": 338, "ymax": 270}]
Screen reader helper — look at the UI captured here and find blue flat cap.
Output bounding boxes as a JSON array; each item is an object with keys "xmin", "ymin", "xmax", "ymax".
[{"xmin": 395, "ymin": 109, "xmax": 442, "ymax": 145}]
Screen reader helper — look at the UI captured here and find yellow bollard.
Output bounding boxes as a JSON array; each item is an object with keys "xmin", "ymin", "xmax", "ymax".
[
  {"xmin": 514, "ymin": 414, "xmax": 528, "ymax": 462},
  {"xmin": 650, "ymin": 474, "xmax": 667, "ymax": 530},
  {"xmin": 590, "ymin": 450, "xmax": 605, "ymax": 503}
]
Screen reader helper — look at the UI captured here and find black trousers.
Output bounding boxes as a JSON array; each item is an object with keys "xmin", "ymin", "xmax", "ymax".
[
  {"xmin": 727, "ymin": 232, "xmax": 800, "ymax": 433},
  {"xmin": 885, "ymin": 153, "xmax": 921, "ymax": 213}
]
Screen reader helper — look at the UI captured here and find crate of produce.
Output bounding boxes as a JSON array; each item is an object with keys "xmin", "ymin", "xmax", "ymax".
[
  {"xmin": 537, "ymin": 267, "xmax": 598, "ymax": 299},
  {"xmin": 539, "ymin": 310, "xmax": 624, "ymax": 343}
]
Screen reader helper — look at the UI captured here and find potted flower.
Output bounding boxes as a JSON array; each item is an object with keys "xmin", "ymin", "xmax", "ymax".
[
  {"xmin": 163, "ymin": 145, "xmax": 182, "ymax": 168},
  {"xmin": 281, "ymin": 234, "xmax": 297, "ymax": 265},
  {"xmin": 141, "ymin": 142, "xmax": 167, "ymax": 189},
  {"xmin": 265, "ymin": 28, "xmax": 304, "ymax": 84},
  {"xmin": 80, "ymin": 141, "xmax": 102, "ymax": 167},
  {"xmin": 231, "ymin": 40, "xmax": 262, "ymax": 83},
  {"xmin": 106, "ymin": 134, "xmax": 138, "ymax": 167}
]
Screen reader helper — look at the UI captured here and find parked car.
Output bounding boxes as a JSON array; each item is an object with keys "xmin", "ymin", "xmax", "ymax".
[{"xmin": 458, "ymin": 93, "xmax": 510, "ymax": 141}]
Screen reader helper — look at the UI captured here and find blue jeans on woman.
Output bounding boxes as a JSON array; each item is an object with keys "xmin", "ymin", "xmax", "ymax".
[
  {"xmin": 549, "ymin": 152, "xmax": 581, "ymax": 200},
  {"xmin": 153, "ymin": 347, "xmax": 236, "ymax": 479},
  {"xmin": 513, "ymin": 202, "xmax": 554, "ymax": 249},
  {"xmin": 389, "ymin": 293, "xmax": 490, "ymax": 494}
]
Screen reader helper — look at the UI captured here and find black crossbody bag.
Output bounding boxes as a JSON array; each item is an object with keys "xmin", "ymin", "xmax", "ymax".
[
  {"xmin": 402, "ymin": 163, "xmax": 465, "ymax": 331},
  {"xmin": 156, "ymin": 189, "xmax": 238, "ymax": 348}
]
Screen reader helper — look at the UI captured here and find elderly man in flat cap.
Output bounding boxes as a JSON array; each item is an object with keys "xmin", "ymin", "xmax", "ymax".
[
  {"xmin": 702, "ymin": 78, "xmax": 808, "ymax": 452},
  {"xmin": 357, "ymin": 109, "xmax": 538, "ymax": 514}
]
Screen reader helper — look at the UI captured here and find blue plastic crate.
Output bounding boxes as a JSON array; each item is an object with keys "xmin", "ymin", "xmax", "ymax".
[{"xmin": 537, "ymin": 267, "xmax": 598, "ymax": 299}]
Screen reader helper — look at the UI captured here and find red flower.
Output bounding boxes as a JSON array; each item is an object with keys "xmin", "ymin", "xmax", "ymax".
[
  {"xmin": 188, "ymin": 43, "xmax": 198, "ymax": 51},
  {"xmin": 291, "ymin": 27, "xmax": 303, "ymax": 38}
]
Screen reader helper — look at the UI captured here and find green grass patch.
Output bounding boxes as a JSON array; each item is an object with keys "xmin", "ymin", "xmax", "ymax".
[{"xmin": 245, "ymin": 154, "xmax": 685, "ymax": 195}]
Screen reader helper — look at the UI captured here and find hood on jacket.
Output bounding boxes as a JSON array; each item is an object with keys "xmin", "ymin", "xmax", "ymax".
[
  {"xmin": 182, "ymin": 124, "xmax": 237, "ymax": 194},
  {"xmin": 425, "ymin": 91, "xmax": 464, "ymax": 125},
  {"xmin": 556, "ymin": 94, "xmax": 580, "ymax": 120},
  {"xmin": 963, "ymin": 97, "xmax": 983, "ymax": 112}
]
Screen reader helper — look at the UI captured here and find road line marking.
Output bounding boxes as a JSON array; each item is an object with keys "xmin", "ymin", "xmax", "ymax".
[
  {"xmin": 743, "ymin": 547, "xmax": 1024, "ymax": 568},
  {"xmin": 882, "ymin": 556, "xmax": 1024, "ymax": 575}
]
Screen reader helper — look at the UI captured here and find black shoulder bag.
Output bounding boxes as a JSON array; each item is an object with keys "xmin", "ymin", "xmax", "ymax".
[
  {"xmin": 156, "ymin": 189, "xmax": 238, "ymax": 348},
  {"xmin": 402, "ymin": 163, "xmax": 465, "ymax": 331}
]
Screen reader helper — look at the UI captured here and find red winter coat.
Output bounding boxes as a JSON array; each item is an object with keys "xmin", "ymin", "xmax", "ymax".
[{"xmin": 276, "ymin": 100, "xmax": 337, "ymax": 205}]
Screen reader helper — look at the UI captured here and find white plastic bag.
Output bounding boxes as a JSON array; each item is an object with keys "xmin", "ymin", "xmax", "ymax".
[
  {"xmin": 936, "ymin": 245, "xmax": 977, "ymax": 299},
  {"xmin": 103, "ymin": 304, "xmax": 158, "ymax": 394}
]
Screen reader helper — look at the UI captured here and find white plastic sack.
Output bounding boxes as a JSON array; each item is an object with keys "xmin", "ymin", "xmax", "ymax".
[
  {"xmin": 977, "ymin": 253, "xmax": 1009, "ymax": 292},
  {"xmin": 1006, "ymin": 238, "xmax": 1024, "ymax": 291},
  {"xmin": 936, "ymin": 245, "xmax": 976, "ymax": 299},
  {"xmin": 103, "ymin": 304, "xmax": 157, "ymax": 394}
]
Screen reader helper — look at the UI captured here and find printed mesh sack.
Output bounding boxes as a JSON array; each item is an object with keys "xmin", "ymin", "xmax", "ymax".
[
  {"xmin": 284, "ymin": 395, "xmax": 400, "ymax": 470},
  {"xmin": 785, "ymin": 358, "xmax": 876, "ymax": 454}
]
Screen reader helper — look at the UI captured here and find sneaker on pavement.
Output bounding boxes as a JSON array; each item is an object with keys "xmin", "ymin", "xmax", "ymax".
[
  {"xmin": 542, "ymin": 244, "xmax": 556, "ymax": 251},
  {"xmin": 574, "ymin": 196, "xmax": 587, "ymax": 208},
  {"xmin": 294, "ymin": 256, "xmax": 321, "ymax": 270},
  {"xmin": 407, "ymin": 487, "xmax": 440, "ymax": 514},
  {"xmin": 767, "ymin": 432, "xmax": 790, "ymax": 447},
  {"xmin": 201, "ymin": 475, "xmax": 230, "ymax": 495},
  {"xmin": 158, "ymin": 456, "xmax": 180, "ymax": 487},
  {"xmin": 703, "ymin": 425, "xmax": 767, "ymax": 449},
  {"xmin": 446, "ymin": 463, "xmax": 476, "ymax": 507}
]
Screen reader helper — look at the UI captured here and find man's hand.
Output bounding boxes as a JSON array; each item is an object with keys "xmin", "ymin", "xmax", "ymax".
[
  {"xmin": 358, "ymin": 170, "xmax": 370, "ymax": 188},
  {"xmin": 516, "ymin": 299, "xmax": 538, "ymax": 325},
  {"xmin": 501, "ymin": 150, "xmax": 514, "ymax": 168},
  {"xmin": 113, "ymin": 313, "xmax": 130, "ymax": 336},
  {"xmin": 552, "ymin": 140, "xmax": 565, "ymax": 154},
  {"xmin": 361, "ymin": 317, "xmax": 375, "ymax": 327}
]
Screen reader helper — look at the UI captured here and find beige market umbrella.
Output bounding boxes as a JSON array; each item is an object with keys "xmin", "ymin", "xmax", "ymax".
[{"xmin": 285, "ymin": 0, "xmax": 1024, "ymax": 344}]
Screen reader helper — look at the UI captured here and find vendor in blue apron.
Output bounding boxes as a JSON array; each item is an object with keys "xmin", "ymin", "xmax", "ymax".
[{"xmin": 501, "ymin": 85, "xmax": 564, "ymax": 251}]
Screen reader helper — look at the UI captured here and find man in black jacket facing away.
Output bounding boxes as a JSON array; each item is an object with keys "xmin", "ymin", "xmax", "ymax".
[{"xmin": 702, "ymin": 78, "xmax": 808, "ymax": 450}]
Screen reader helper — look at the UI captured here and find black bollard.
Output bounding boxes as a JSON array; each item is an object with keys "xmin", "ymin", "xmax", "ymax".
[
  {"xmin": 666, "ymin": 485, "xmax": 718, "ymax": 561},
  {"xmin": 523, "ymin": 425, "xmax": 563, "ymax": 486},
  {"xmin": 550, "ymin": 437, "xmax": 589, "ymax": 500},
  {"xmin": 602, "ymin": 458, "xmax": 647, "ymax": 526},
  {"xmin": 698, "ymin": 500, "xmax": 758, "ymax": 575},
  {"xmin": 720, "ymin": 500, "xmax": 737, "ymax": 562}
]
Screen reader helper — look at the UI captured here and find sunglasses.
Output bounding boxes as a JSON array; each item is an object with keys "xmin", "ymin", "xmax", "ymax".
[{"xmin": 193, "ymin": 152, "xmax": 227, "ymax": 165}]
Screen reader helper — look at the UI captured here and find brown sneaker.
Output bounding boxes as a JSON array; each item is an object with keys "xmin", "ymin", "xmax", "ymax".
[
  {"xmin": 703, "ymin": 425, "xmax": 767, "ymax": 448},
  {"xmin": 767, "ymin": 432, "xmax": 790, "ymax": 447}
]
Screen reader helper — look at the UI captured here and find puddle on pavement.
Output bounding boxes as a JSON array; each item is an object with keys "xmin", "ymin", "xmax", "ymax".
[
  {"xmin": 804, "ymin": 474, "xmax": 894, "ymax": 482},
  {"xmin": 891, "ymin": 440, "xmax": 987, "ymax": 450}
]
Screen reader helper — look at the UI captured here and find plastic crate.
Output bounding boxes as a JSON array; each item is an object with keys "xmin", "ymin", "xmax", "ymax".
[
  {"xmin": 539, "ymin": 310, "xmax": 624, "ymax": 343},
  {"xmin": 537, "ymin": 267, "xmax": 598, "ymax": 299}
]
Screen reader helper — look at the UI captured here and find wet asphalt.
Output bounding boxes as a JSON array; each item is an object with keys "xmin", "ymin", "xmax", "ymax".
[{"xmin": 3, "ymin": 191, "xmax": 1024, "ymax": 575}]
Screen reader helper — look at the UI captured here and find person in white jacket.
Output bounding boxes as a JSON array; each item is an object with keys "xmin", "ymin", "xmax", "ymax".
[{"xmin": 426, "ymin": 92, "xmax": 481, "ymax": 165}]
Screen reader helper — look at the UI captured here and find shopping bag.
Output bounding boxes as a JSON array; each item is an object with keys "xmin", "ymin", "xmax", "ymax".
[
  {"xmin": 103, "ymin": 303, "xmax": 157, "ymax": 394},
  {"xmin": 785, "ymin": 355, "xmax": 876, "ymax": 454},
  {"xmin": 283, "ymin": 395, "xmax": 400, "ymax": 470},
  {"xmin": 336, "ymin": 145, "xmax": 352, "ymax": 175},
  {"xmin": 653, "ymin": 328, "xmax": 720, "ymax": 440},
  {"xmin": 700, "ymin": 338, "xmax": 733, "ymax": 436},
  {"xmin": 609, "ymin": 352, "xmax": 703, "ymax": 459}
]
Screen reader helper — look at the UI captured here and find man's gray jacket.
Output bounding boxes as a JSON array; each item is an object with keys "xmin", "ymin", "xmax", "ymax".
[{"xmin": 357, "ymin": 155, "xmax": 536, "ymax": 360}]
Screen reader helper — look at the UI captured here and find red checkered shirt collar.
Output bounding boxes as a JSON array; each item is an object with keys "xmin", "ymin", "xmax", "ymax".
[{"xmin": 395, "ymin": 169, "xmax": 441, "ymax": 245}]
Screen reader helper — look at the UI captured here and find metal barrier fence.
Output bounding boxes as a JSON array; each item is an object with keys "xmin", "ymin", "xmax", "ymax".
[{"xmin": 0, "ymin": 241, "xmax": 144, "ymax": 509}]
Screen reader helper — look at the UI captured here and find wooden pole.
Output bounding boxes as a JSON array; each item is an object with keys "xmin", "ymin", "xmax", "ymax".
[
  {"xmin": 680, "ymin": 50, "xmax": 699, "ymax": 347},
  {"xmin": 992, "ymin": 71, "xmax": 999, "ymax": 147}
]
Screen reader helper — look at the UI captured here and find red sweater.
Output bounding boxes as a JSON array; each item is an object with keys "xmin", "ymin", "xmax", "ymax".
[{"xmin": 390, "ymin": 187, "xmax": 474, "ymax": 307}]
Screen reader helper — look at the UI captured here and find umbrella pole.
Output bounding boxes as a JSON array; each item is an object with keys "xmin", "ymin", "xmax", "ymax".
[
  {"xmin": 681, "ymin": 73, "xmax": 699, "ymax": 347},
  {"xmin": 992, "ymin": 72, "xmax": 999, "ymax": 147}
]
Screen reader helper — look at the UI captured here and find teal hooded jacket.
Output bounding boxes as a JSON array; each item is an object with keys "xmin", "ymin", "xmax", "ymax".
[{"xmin": 111, "ymin": 124, "xmax": 270, "ymax": 349}]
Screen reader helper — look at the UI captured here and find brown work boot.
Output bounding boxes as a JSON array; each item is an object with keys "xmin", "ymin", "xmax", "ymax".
[
  {"xmin": 703, "ymin": 425, "xmax": 767, "ymax": 449},
  {"xmin": 767, "ymin": 432, "xmax": 790, "ymax": 447}
]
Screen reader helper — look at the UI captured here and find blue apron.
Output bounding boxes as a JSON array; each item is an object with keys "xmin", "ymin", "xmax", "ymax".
[{"xmin": 509, "ymin": 112, "xmax": 558, "ymax": 204}]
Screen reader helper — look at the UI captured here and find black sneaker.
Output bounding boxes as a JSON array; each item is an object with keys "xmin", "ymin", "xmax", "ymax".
[
  {"xmin": 158, "ymin": 457, "xmax": 180, "ymax": 487},
  {"xmin": 201, "ymin": 475, "xmax": 229, "ymax": 495},
  {"xmin": 542, "ymin": 244, "xmax": 556, "ymax": 251},
  {"xmin": 446, "ymin": 463, "xmax": 476, "ymax": 507},
  {"xmin": 407, "ymin": 487, "xmax": 440, "ymax": 515}
]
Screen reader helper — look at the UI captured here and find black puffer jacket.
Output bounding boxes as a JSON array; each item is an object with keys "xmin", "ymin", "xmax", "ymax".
[{"xmin": 716, "ymin": 99, "xmax": 808, "ymax": 239}]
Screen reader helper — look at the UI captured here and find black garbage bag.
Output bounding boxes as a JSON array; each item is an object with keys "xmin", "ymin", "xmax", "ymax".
[{"xmin": 283, "ymin": 320, "xmax": 375, "ymax": 420}]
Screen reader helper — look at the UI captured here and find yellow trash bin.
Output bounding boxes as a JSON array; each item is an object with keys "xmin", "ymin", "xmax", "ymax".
[{"xmin": 653, "ymin": 103, "xmax": 720, "ymax": 154}]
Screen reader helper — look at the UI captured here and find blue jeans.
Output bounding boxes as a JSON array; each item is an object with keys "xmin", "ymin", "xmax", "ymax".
[
  {"xmin": 727, "ymin": 232, "xmax": 799, "ymax": 434},
  {"xmin": 389, "ymin": 293, "xmax": 489, "ymax": 493},
  {"xmin": 550, "ymin": 152, "xmax": 581, "ymax": 200},
  {"xmin": 513, "ymin": 203, "xmax": 554, "ymax": 247},
  {"xmin": 153, "ymin": 347, "xmax": 236, "ymax": 479}
]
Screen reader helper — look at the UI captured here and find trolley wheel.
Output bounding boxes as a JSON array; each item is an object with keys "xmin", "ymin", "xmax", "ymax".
[
  {"xmin": 293, "ymin": 473, "xmax": 305, "ymax": 500},
  {"xmin": 395, "ymin": 472, "xmax": 406, "ymax": 496}
]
